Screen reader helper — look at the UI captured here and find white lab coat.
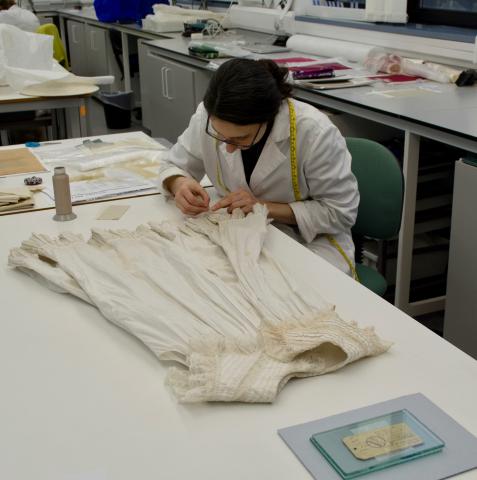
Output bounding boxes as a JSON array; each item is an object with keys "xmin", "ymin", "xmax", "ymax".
[
  {"xmin": 0, "ymin": 5, "xmax": 40, "ymax": 33},
  {"xmin": 158, "ymin": 98, "xmax": 360, "ymax": 274}
]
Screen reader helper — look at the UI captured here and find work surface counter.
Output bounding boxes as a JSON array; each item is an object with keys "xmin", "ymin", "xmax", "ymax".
[{"xmin": 1, "ymin": 195, "xmax": 477, "ymax": 479}]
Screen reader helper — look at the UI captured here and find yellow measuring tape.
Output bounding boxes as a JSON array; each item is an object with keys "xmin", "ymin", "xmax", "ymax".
[
  {"xmin": 215, "ymin": 140, "xmax": 230, "ymax": 194},
  {"xmin": 287, "ymin": 100, "xmax": 359, "ymax": 281},
  {"xmin": 288, "ymin": 99, "xmax": 300, "ymax": 202}
]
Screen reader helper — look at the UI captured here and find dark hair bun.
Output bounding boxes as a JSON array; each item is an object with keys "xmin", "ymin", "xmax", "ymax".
[
  {"xmin": 204, "ymin": 58, "xmax": 292, "ymax": 125},
  {"xmin": 257, "ymin": 59, "xmax": 293, "ymax": 98}
]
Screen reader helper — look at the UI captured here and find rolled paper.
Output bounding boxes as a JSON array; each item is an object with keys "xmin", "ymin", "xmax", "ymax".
[{"xmin": 286, "ymin": 34, "xmax": 377, "ymax": 63}]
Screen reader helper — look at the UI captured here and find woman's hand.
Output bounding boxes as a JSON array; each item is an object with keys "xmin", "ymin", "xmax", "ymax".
[
  {"xmin": 212, "ymin": 189, "xmax": 297, "ymax": 224},
  {"xmin": 167, "ymin": 176, "xmax": 210, "ymax": 215},
  {"xmin": 211, "ymin": 188, "xmax": 258, "ymax": 214}
]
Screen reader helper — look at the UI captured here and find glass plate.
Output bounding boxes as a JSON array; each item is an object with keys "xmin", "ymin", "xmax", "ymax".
[{"xmin": 310, "ymin": 409, "xmax": 445, "ymax": 479}]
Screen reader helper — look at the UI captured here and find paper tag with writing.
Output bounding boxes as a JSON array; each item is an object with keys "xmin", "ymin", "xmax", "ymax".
[{"xmin": 343, "ymin": 422, "xmax": 423, "ymax": 460}]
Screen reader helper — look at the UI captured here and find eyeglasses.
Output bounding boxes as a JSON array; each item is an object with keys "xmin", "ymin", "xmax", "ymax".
[{"xmin": 206, "ymin": 117, "xmax": 264, "ymax": 149}]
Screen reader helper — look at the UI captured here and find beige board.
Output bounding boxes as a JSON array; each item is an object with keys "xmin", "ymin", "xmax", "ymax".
[
  {"xmin": 0, "ymin": 148, "xmax": 46, "ymax": 176},
  {"xmin": 97, "ymin": 204, "xmax": 130, "ymax": 220},
  {"xmin": 21, "ymin": 82, "xmax": 99, "ymax": 97}
]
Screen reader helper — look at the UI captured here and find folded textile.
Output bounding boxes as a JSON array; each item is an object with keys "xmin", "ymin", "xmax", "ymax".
[
  {"xmin": 0, "ymin": 186, "xmax": 34, "ymax": 212},
  {"xmin": 8, "ymin": 205, "xmax": 391, "ymax": 402},
  {"xmin": 0, "ymin": 186, "xmax": 32, "ymax": 200},
  {"xmin": 76, "ymin": 150, "xmax": 163, "ymax": 172}
]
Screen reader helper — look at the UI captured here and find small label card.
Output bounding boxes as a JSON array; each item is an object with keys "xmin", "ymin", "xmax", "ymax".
[
  {"xmin": 97, "ymin": 204, "xmax": 130, "ymax": 220},
  {"xmin": 343, "ymin": 423, "xmax": 423, "ymax": 460}
]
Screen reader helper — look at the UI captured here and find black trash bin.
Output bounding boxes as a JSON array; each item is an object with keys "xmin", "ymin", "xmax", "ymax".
[{"xmin": 100, "ymin": 91, "xmax": 134, "ymax": 129}]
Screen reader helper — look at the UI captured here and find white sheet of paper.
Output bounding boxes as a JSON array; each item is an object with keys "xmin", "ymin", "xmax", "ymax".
[{"xmin": 44, "ymin": 178, "xmax": 156, "ymax": 203}]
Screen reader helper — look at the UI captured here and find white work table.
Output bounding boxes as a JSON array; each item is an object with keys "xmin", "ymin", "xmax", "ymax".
[
  {"xmin": 1, "ymin": 195, "xmax": 477, "ymax": 480},
  {"xmin": 0, "ymin": 131, "xmax": 165, "ymax": 214},
  {"xmin": 0, "ymin": 84, "xmax": 91, "ymax": 139}
]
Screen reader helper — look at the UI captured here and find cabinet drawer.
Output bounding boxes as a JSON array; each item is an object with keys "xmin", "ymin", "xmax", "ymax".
[{"xmin": 139, "ymin": 44, "xmax": 199, "ymax": 142}]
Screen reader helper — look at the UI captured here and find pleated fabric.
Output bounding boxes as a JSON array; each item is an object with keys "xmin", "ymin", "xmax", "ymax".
[{"xmin": 8, "ymin": 205, "xmax": 391, "ymax": 402}]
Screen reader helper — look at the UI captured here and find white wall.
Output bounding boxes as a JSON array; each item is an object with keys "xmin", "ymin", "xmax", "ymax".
[
  {"xmin": 294, "ymin": 19, "xmax": 477, "ymax": 67},
  {"xmin": 228, "ymin": 2, "xmax": 477, "ymax": 68}
]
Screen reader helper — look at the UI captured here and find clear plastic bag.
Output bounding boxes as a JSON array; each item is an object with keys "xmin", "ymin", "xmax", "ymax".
[
  {"xmin": 364, "ymin": 49, "xmax": 402, "ymax": 74},
  {"xmin": 0, "ymin": 24, "xmax": 114, "ymax": 93}
]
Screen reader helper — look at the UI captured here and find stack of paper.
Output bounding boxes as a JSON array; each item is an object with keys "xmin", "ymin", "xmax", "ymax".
[
  {"xmin": 44, "ymin": 177, "xmax": 156, "ymax": 204},
  {"xmin": 0, "ymin": 186, "xmax": 34, "ymax": 212}
]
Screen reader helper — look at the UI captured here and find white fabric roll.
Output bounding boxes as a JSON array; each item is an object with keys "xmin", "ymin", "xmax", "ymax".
[
  {"xmin": 286, "ymin": 34, "xmax": 377, "ymax": 63},
  {"xmin": 401, "ymin": 59, "xmax": 454, "ymax": 84},
  {"xmin": 77, "ymin": 150, "xmax": 163, "ymax": 172}
]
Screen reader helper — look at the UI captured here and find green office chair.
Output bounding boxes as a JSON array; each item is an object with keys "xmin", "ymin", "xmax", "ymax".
[{"xmin": 346, "ymin": 138, "xmax": 404, "ymax": 296}]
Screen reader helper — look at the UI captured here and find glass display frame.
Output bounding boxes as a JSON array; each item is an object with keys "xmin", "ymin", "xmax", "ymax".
[{"xmin": 310, "ymin": 409, "xmax": 445, "ymax": 480}]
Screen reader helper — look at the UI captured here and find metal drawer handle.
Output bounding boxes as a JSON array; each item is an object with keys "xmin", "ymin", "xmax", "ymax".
[
  {"xmin": 72, "ymin": 24, "xmax": 78, "ymax": 44},
  {"xmin": 165, "ymin": 67, "xmax": 173, "ymax": 100},
  {"xmin": 161, "ymin": 66, "xmax": 167, "ymax": 98}
]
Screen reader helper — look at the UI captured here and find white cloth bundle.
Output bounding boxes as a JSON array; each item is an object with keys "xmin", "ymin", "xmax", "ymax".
[
  {"xmin": 0, "ymin": 24, "xmax": 113, "ymax": 93},
  {"xmin": 402, "ymin": 58, "xmax": 462, "ymax": 84},
  {"xmin": 143, "ymin": 5, "xmax": 228, "ymax": 33},
  {"xmin": 0, "ymin": 5, "xmax": 40, "ymax": 32},
  {"xmin": 8, "ymin": 205, "xmax": 391, "ymax": 403}
]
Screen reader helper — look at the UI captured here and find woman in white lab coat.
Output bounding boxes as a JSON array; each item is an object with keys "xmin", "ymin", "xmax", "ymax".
[
  {"xmin": 158, "ymin": 58, "xmax": 360, "ymax": 275},
  {"xmin": 0, "ymin": 0, "xmax": 39, "ymax": 32}
]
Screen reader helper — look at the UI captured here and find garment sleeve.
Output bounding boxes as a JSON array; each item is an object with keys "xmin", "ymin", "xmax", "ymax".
[
  {"xmin": 288, "ymin": 119, "xmax": 359, "ymax": 243},
  {"xmin": 157, "ymin": 103, "xmax": 208, "ymax": 191}
]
